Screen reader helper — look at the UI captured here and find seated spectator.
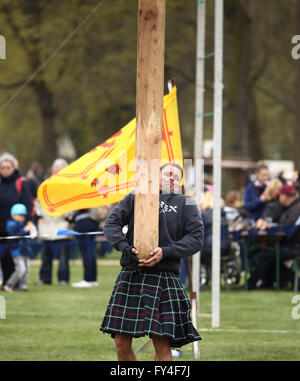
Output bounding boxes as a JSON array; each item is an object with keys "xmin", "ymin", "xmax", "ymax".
[
  {"xmin": 247, "ymin": 185, "xmax": 300, "ymax": 290},
  {"xmin": 244, "ymin": 162, "xmax": 270, "ymax": 222},
  {"xmin": 201, "ymin": 190, "xmax": 231, "ymax": 264},
  {"xmin": 4, "ymin": 204, "xmax": 36, "ymax": 292},
  {"xmin": 256, "ymin": 178, "xmax": 284, "ymax": 230},
  {"xmin": 279, "ymin": 170, "xmax": 299, "ymax": 187},
  {"xmin": 224, "ymin": 190, "xmax": 243, "ymax": 231},
  {"xmin": 295, "ymin": 168, "xmax": 300, "ymax": 192}
]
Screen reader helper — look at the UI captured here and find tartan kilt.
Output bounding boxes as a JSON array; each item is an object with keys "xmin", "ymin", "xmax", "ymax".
[{"xmin": 100, "ymin": 268, "xmax": 201, "ymax": 348}]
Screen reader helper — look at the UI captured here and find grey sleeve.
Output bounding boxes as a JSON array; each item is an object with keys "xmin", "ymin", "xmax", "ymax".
[{"xmin": 103, "ymin": 193, "xmax": 134, "ymax": 252}]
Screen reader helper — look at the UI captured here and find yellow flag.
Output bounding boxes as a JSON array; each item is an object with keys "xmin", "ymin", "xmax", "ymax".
[{"xmin": 37, "ymin": 87, "xmax": 183, "ymax": 217}]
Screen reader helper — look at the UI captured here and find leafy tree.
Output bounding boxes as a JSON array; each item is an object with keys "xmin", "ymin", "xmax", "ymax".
[{"xmin": 0, "ymin": 0, "xmax": 299, "ymax": 175}]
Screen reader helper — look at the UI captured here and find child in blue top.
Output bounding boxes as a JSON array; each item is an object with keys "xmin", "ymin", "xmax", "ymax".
[{"xmin": 4, "ymin": 204, "xmax": 36, "ymax": 292}]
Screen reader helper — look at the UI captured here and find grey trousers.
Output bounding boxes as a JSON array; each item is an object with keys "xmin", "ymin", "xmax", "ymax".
[{"xmin": 7, "ymin": 256, "xmax": 30, "ymax": 290}]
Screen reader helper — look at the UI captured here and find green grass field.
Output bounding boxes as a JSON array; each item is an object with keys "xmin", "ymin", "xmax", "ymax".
[{"xmin": 0, "ymin": 258, "xmax": 300, "ymax": 361}]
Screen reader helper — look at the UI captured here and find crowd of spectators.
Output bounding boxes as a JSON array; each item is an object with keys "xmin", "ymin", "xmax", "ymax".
[
  {"xmin": 239, "ymin": 162, "xmax": 300, "ymax": 290},
  {"xmin": 0, "ymin": 153, "xmax": 112, "ymax": 292},
  {"xmin": 0, "ymin": 154, "xmax": 299, "ymax": 293},
  {"xmin": 190, "ymin": 161, "xmax": 300, "ymax": 291}
]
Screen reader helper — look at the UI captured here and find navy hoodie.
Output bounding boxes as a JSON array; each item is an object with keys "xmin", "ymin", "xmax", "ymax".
[
  {"xmin": 243, "ymin": 181, "xmax": 267, "ymax": 221},
  {"xmin": 104, "ymin": 191, "xmax": 204, "ymax": 274}
]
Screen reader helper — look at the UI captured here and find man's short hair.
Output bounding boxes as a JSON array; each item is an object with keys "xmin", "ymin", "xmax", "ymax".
[
  {"xmin": 254, "ymin": 162, "xmax": 268, "ymax": 174},
  {"xmin": 160, "ymin": 163, "xmax": 183, "ymax": 179}
]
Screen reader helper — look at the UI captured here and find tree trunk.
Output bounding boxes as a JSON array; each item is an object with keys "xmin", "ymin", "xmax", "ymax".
[
  {"xmin": 1, "ymin": 1, "xmax": 57, "ymax": 168},
  {"xmin": 30, "ymin": 80, "xmax": 57, "ymax": 167},
  {"xmin": 224, "ymin": 0, "xmax": 264, "ymax": 160},
  {"xmin": 247, "ymin": 87, "xmax": 263, "ymax": 160},
  {"xmin": 224, "ymin": 0, "xmax": 250, "ymax": 157}
]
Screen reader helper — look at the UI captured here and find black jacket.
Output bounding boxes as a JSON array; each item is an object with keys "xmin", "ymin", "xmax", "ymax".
[
  {"xmin": 262, "ymin": 200, "xmax": 286, "ymax": 223},
  {"xmin": 0, "ymin": 170, "xmax": 32, "ymax": 235},
  {"xmin": 103, "ymin": 191, "xmax": 204, "ymax": 274},
  {"xmin": 279, "ymin": 197, "xmax": 300, "ymax": 246}
]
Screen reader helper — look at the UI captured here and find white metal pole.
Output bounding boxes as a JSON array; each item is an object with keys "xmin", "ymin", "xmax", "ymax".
[
  {"xmin": 192, "ymin": 0, "xmax": 206, "ymax": 360},
  {"xmin": 194, "ymin": 0, "xmax": 206, "ymax": 162},
  {"xmin": 211, "ymin": 0, "xmax": 223, "ymax": 329},
  {"xmin": 193, "ymin": 0, "xmax": 206, "ymax": 301}
]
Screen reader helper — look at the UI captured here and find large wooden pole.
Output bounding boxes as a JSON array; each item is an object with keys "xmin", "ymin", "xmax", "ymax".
[{"xmin": 134, "ymin": 0, "xmax": 166, "ymax": 259}]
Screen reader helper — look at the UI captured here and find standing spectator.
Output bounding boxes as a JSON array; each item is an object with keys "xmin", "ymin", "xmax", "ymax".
[
  {"xmin": 0, "ymin": 153, "xmax": 33, "ymax": 288},
  {"xmin": 71, "ymin": 205, "xmax": 112, "ymax": 287},
  {"xmin": 26, "ymin": 161, "xmax": 46, "ymax": 199},
  {"xmin": 4, "ymin": 204, "xmax": 36, "ymax": 292},
  {"xmin": 35, "ymin": 159, "xmax": 72, "ymax": 286},
  {"xmin": 26, "ymin": 161, "xmax": 46, "ymax": 257},
  {"xmin": 244, "ymin": 162, "xmax": 270, "ymax": 222},
  {"xmin": 71, "ymin": 208, "xmax": 100, "ymax": 288}
]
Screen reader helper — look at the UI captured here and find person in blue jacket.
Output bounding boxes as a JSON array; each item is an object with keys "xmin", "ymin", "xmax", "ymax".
[
  {"xmin": 243, "ymin": 162, "xmax": 270, "ymax": 221},
  {"xmin": 4, "ymin": 204, "xmax": 36, "ymax": 292}
]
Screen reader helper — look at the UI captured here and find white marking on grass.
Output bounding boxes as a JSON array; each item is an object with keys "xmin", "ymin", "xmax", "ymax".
[{"xmin": 198, "ymin": 328, "xmax": 292, "ymax": 334}]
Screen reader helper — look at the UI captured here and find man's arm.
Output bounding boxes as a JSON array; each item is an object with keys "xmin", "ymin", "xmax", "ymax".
[{"xmin": 103, "ymin": 192, "xmax": 134, "ymax": 253}]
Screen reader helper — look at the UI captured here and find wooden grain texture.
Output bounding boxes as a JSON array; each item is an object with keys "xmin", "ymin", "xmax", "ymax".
[{"xmin": 134, "ymin": 0, "xmax": 166, "ymax": 260}]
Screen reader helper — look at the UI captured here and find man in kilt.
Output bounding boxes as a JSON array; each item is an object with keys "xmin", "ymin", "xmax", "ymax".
[{"xmin": 100, "ymin": 163, "xmax": 204, "ymax": 361}]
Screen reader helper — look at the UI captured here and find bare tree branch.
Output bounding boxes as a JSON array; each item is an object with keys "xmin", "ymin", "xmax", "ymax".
[
  {"xmin": 250, "ymin": 53, "xmax": 270, "ymax": 85},
  {"xmin": 0, "ymin": 81, "xmax": 27, "ymax": 89},
  {"xmin": 255, "ymin": 84, "xmax": 295, "ymax": 113},
  {"xmin": 0, "ymin": 4, "xmax": 30, "ymax": 55}
]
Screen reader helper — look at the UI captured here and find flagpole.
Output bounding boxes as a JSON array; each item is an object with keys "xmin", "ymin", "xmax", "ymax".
[
  {"xmin": 192, "ymin": 0, "xmax": 206, "ymax": 360},
  {"xmin": 211, "ymin": 0, "xmax": 224, "ymax": 329}
]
